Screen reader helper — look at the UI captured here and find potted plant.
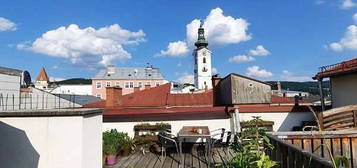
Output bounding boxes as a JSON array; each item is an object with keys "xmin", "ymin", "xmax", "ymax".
[
  {"xmin": 117, "ymin": 132, "xmax": 134, "ymax": 156},
  {"xmin": 103, "ymin": 129, "xmax": 120, "ymax": 166}
]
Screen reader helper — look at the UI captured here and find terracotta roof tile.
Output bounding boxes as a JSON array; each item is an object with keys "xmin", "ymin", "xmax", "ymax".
[{"xmin": 314, "ymin": 57, "xmax": 357, "ymax": 79}]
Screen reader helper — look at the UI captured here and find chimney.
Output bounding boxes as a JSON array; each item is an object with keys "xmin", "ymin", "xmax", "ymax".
[
  {"xmin": 145, "ymin": 84, "xmax": 151, "ymax": 90},
  {"xmin": 294, "ymin": 95, "xmax": 299, "ymax": 106},
  {"xmin": 107, "ymin": 65, "xmax": 116, "ymax": 74},
  {"xmin": 106, "ymin": 87, "xmax": 122, "ymax": 108},
  {"xmin": 211, "ymin": 76, "xmax": 222, "ymax": 106},
  {"xmin": 134, "ymin": 87, "xmax": 140, "ymax": 92}
]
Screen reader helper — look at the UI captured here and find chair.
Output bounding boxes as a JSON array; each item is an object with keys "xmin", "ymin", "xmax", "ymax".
[
  {"xmin": 210, "ymin": 129, "xmax": 232, "ymax": 150},
  {"xmin": 157, "ymin": 131, "xmax": 180, "ymax": 162}
]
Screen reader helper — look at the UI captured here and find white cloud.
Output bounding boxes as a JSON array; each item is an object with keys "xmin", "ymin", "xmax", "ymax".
[
  {"xmin": 17, "ymin": 24, "xmax": 145, "ymax": 66},
  {"xmin": 186, "ymin": 8, "xmax": 251, "ymax": 46},
  {"xmin": 341, "ymin": 0, "xmax": 357, "ymax": 9},
  {"xmin": 248, "ymin": 45, "xmax": 270, "ymax": 56},
  {"xmin": 156, "ymin": 41, "xmax": 189, "ymax": 57},
  {"xmin": 229, "ymin": 55, "xmax": 255, "ymax": 63},
  {"xmin": 176, "ymin": 73, "xmax": 194, "ymax": 84},
  {"xmin": 353, "ymin": 13, "xmax": 357, "ymax": 23},
  {"xmin": 0, "ymin": 17, "xmax": 17, "ymax": 31},
  {"xmin": 281, "ymin": 70, "xmax": 311, "ymax": 82},
  {"xmin": 212, "ymin": 67, "xmax": 218, "ymax": 75},
  {"xmin": 245, "ymin": 66, "xmax": 273, "ymax": 78},
  {"xmin": 329, "ymin": 25, "xmax": 357, "ymax": 51},
  {"xmin": 159, "ymin": 8, "xmax": 251, "ymax": 57}
]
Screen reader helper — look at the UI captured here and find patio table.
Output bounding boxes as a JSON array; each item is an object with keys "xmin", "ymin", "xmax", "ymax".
[{"xmin": 177, "ymin": 126, "xmax": 212, "ymax": 167}]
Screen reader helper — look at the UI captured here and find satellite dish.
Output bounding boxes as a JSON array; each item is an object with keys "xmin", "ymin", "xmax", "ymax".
[{"xmin": 22, "ymin": 71, "xmax": 32, "ymax": 86}]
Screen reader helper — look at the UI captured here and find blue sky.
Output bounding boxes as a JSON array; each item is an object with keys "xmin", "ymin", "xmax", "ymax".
[{"xmin": 1, "ymin": 0, "xmax": 357, "ymax": 82}]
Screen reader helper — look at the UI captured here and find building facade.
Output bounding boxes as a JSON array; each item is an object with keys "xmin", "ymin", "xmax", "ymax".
[
  {"xmin": 0, "ymin": 66, "xmax": 22, "ymax": 110},
  {"xmin": 92, "ymin": 65, "xmax": 166, "ymax": 99},
  {"xmin": 193, "ymin": 21, "xmax": 212, "ymax": 90},
  {"xmin": 314, "ymin": 57, "xmax": 357, "ymax": 108},
  {"xmin": 34, "ymin": 68, "xmax": 50, "ymax": 90},
  {"xmin": 50, "ymin": 84, "xmax": 92, "ymax": 95}
]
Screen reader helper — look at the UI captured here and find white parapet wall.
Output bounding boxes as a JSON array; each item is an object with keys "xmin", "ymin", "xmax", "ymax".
[
  {"xmin": 0, "ymin": 108, "xmax": 102, "ymax": 168},
  {"xmin": 239, "ymin": 112, "xmax": 314, "ymax": 131},
  {"xmin": 102, "ymin": 111, "xmax": 314, "ymax": 138}
]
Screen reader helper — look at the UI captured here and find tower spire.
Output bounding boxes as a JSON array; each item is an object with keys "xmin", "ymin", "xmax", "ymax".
[{"xmin": 194, "ymin": 20, "xmax": 208, "ymax": 48}]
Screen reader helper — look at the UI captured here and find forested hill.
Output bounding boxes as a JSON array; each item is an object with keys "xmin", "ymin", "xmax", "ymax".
[
  {"xmin": 50, "ymin": 78, "xmax": 92, "ymax": 85},
  {"xmin": 266, "ymin": 81, "xmax": 330, "ymax": 95}
]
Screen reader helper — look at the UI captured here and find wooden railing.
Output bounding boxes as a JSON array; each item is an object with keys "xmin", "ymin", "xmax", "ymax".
[
  {"xmin": 269, "ymin": 131, "xmax": 357, "ymax": 168},
  {"xmin": 267, "ymin": 134, "xmax": 334, "ymax": 168},
  {"xmin": 322, "ymin": 105, "xmax": 357, "ymax": 131}
]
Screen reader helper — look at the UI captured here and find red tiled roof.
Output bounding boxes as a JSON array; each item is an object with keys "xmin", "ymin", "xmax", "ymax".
[
  {"xmin": 84, "ymin": 83, "xmax": 213, "ymax": 108},
  {"xmin": 314, "ymin": 57, "xmax": 357, "ymax": 79},
  {"xmin": 36, "ymin": 68, "xmax": 49, "ymax": 81}
]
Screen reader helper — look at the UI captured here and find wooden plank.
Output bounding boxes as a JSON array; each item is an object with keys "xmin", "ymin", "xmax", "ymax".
[
  {"xmin": 146, "ymin": 152, "xmax": 160, "ymax": 168},
  {"xmin": 322, "ymin": 138, "xmax": 332, "ymax": 161},
  {"xmin": 191, "ymin": 145, "xmax": 200, "ymax": 168},
  {"xmin": 341, "ymin": 137, "xmax": 352, "ymax": 168},
  {"xmin": 134, "ymin": 152, "xmax": 155, "ymax": 168},
  {"xmin": 332, "ymin": 138, "xmax": 342, "ymax": 157},
  {"xmin": 313, "ymin": 138, "xmax": 323, "ymax": 157},
  {"xmin": 197, "ymin": 145, "xmax": 208, "ymax": 168},
  {"xmin": 293, "ymin": 139, "xmax": 303, "ymax": 149},
  {"xmin": 303, "ymin": 139, "xmax": 313, "ymax": 153},
  {"xmin": 162, "ymin": 153, "xmax": 173, "ymax": 168},
  {"xmin": 287, "ymin": 147, "xmax": 295, "ymax": 168},
  {"xmin": 211, "ymin": 148, "xmax": 221, "ymax": 166},
  {"xmin": 119, "ymin": 152, "xmax": 141, "ymax": 168},
  {"xmin": 352, "ymin": 137, "xmax": 357, "ymax": 168}
]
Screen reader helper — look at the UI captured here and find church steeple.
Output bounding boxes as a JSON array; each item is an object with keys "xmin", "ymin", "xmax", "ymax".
[
  {"xmin": 193, "ymin": 20, "xmax": 212, "ymax": 90},
  {"xmin": 194, "ymin": 20, "xmax": 208, "ymax": 48}
]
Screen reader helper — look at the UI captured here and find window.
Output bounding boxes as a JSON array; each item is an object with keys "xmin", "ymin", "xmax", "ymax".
[
  {"xmin": 155, "ymin": 82, "xmax": 160, "ymax": 87},
  {"xmin": 202, "ymin": 67, "xmax": 208, "ymax": 72},
  {"xmin": 203, "ymin": 57, "xmax": 206, "ymax": 63},
  {"xmin": 96, "ymin": 93, "xmax": 102, "ymax": 99},
  {"xmin": 129, "ymin": 82, "xmax": 134, "ymax": 88},
  {"xmin": 115, "ymin": 81, "xmax": 120, "ymax": 87},
  {"xmin": 96, "ymin": 81, "xmax": 102, "ymax": 89},
  {"xmin": 138, "ymin": 81, "xmax": 142, "ymax": 88},
  {"xmin": 106, "ymin": 81, "xmax": 111, "ymax": 87},
  {"xmin": 195, "ymin": 58, "xmax": 197, "ymax": 65},
  {"xmin": 146, "ymin": 81, "xmax": 151, "ymax": 86},
  {"xmin": 125, "ymin": 82, "xmax": 129, "ymax": 88}
]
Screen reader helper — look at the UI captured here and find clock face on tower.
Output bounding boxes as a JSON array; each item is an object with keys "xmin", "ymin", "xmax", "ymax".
[{"xmin": 202, "ymin": 51, "xmax": 206, "ymax": 56}]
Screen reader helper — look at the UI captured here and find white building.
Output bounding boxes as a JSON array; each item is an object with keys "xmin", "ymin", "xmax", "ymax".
[
  {"xmin": 0, "ymin": 67, "xmax": 22, "ymax": 110},
  {"xmin": 50, "ymin": 84, "xmax": 92, "ymax": 95},
  {"xmin": 193, "ymin": 21, "xmax": 212, "ymax": 90}
]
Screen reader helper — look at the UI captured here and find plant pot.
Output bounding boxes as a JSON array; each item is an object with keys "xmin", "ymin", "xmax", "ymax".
[{"xmin": 106, "ymin": 155, "xmax": 117, "ymax": 166}]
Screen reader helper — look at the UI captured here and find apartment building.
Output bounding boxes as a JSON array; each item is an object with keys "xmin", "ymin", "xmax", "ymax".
[{"xmin": 92, "ymin": 65, "xmax": 166, "ymax": 99}]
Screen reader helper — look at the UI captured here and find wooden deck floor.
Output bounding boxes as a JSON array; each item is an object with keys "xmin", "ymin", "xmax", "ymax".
[{"xmin": 105, "ymin": 144, "xmax": 235, "ymax": 168}]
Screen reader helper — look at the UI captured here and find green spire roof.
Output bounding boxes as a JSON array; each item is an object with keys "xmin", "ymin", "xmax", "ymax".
[{"xmin": 195, "ymin": 21, "xmax": 208, "ymax": 48}]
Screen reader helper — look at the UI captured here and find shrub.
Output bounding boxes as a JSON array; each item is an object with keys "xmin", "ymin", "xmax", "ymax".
[
  {"xmin": 218, "ymin": 116, "xmax": 277, "ymax": 168},
  {"xmin": 103, "ymin": 129, "xmax": 134, "ymax": 156}
]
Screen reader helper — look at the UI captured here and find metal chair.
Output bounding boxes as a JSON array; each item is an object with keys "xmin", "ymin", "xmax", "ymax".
[
  {"xmin": 210, "ymin": 130, "xmax": 232, "ymax": 150},
  {"xmin": 157, "ymin": 131, "xmax": 180, "ymax": 163}
]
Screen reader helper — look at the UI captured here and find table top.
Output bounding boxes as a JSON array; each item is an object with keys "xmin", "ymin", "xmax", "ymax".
[{"xmin": 178, "ymin": 126, "xmax": 210, "ymax": 138}]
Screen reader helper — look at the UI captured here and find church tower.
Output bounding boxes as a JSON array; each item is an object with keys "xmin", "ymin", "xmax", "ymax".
[{"xmin": 193, "ymin": 21, "xmax": 212, "ymax": 90}]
